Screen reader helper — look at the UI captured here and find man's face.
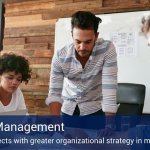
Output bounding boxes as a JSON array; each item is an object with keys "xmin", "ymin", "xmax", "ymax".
[{"xmin": 72, "ymin": 28, "xmax": 98, "ymax": 58}]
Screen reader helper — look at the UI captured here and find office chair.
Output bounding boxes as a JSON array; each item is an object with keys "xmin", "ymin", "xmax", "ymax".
[
  {"xmin": 116, "ymin": 83, "xmax": 146, "ymax": 115},
  {"xmin": 116, "ymin": 83, "xmax": 146, "ymax": 130}
]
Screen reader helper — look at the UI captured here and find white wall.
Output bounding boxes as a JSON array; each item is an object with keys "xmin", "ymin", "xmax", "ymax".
[{"xmin": 55, "ymin": 11, "xmax": 150, "ymax": 114}]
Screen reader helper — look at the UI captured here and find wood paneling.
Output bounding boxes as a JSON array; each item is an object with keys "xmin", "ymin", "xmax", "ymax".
[
  {"xmin": 33, "ymin": 49, "xmax": 52, "ymax": 57},
  {"xmin": 26, "ymin": 35, "xmax": 52, "ymax": 43},
  {"xmin": 5, "ymin": 1, "xmax": 55, "ymax": 14},
  {"xmin": 55, "ymin": 0, "xmax": 73, "ymax": 5},
  {"xmin": 24, "ymin": 43, "xmax": 49, "ymax": 50},
  {"xmin": 20, "ymin": 84, "xmax": 48, "ymax": 92},
  {"xmin": 1, "ymin": 50, "xmax": 34, "ymax": 56},
  {"xmin": 5, "ymin": 0, "xmax": 39, "ymax": 4},
  {"xmin": 29, "ymin": 57, "xmax": 51, "ymax": 64},
  {"xmin": 4, "ymin": 25, "xmax": 55, "ymax": 38},
  {"xmin": 3, "ymin": 37, "xmax": 25, "ymax": 45},
  {"xmin": 42, "ymin": 1, "xmax": 103, "ymax": 19},
  {"xmin": 5, "ymin": 14, "xmax": 56, "ymax": 28},
  {"xmin": 103, "ymin": 0, "xmax": 150, "ymax": 7}
]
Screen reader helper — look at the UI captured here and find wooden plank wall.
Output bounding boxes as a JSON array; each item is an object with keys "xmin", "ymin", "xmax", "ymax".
[{"xmin": 2, "ymin": 0, "xmax": 150, "ymax": 115}]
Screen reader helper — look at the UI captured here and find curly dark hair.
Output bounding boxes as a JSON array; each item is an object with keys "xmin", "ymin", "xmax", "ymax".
[
  {"xmin": 0, "ymin": 53, "xmax": 31, "ymax": 84},
  {"xmin": 71, "ymin": 11, "xmax": 102, "ymax": 35}
]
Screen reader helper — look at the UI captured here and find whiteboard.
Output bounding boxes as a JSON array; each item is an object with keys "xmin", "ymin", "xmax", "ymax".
[{"xmin": 55, "ymin": 11, "xmax": 150, "ymax": 114}]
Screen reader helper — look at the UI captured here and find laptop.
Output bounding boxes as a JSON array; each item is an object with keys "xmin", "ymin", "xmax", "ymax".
[{"xmin": 0, "ymin": 109, "xmax": 27, "ymax": 116}]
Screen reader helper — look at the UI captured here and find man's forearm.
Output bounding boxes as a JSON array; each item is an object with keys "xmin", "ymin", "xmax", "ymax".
[{"xmin": 49, "ymin": 102, "xmax": 62, "ymax": 115}]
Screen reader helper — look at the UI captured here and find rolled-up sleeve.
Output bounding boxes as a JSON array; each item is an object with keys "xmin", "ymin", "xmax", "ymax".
[
  {"xmin": 101, "ymin": 42, "xmax": 118, "ymax": 113},
  {"xmin": 45, "ymin": 52, "xmax": 64, "ymax": 105}
]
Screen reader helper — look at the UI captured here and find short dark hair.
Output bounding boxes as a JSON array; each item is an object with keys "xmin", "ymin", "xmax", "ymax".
[
  {"xmin": 0, "ymin": 53, "xmax": 31, "ymax": 83},
  {"xmin": 71, "ymin": 11, "xmax": 102, "ymax": 34}
]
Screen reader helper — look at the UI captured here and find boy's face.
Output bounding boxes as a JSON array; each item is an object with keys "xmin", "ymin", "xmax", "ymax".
[
  {"xmin": 0, "ymin": 71, "xmax": 22, "ymax": 93},
  {"xmin": 72, "ymin": 27, "xmax": 99, "ymax": 58}
]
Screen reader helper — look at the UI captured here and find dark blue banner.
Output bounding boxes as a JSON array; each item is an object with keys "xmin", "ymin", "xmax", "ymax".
[{"xmin": 0, "ymin": 115, "xmax": 150, "ymax": 149}]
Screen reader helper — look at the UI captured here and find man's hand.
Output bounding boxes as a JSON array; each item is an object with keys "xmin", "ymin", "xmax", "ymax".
[
  {"xmin": 97, "ymin": 126, "xmax": 115, "ymax": 138},
  {"xmin": 97, "ymin": 112, "xmax": 116, "ymax": 137},
  {"xmin": 49, "ymin": 102, "xmax": 62, "ymax": 115}
]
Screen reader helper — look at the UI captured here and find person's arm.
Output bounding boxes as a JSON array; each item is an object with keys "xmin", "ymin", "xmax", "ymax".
[
  {"xmin": 100, "ymin": 41, "xmax": 118, "ymax": 132},
  {"xmin": 46, "ymin": 51, "xmax": 64, "ymax": 115},
  {"xmin": 102, "ymin": 41, "xmax": 118, "ymax": 115}
]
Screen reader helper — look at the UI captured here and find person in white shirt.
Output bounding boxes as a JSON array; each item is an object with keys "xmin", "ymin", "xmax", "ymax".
[
  {"xmin": 0, "ymin": 53, "xmax": 31, "ymax": 113},
  {"xmin": 46, "ymin": 11, "xmax": 118, "ymax": 130}
]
